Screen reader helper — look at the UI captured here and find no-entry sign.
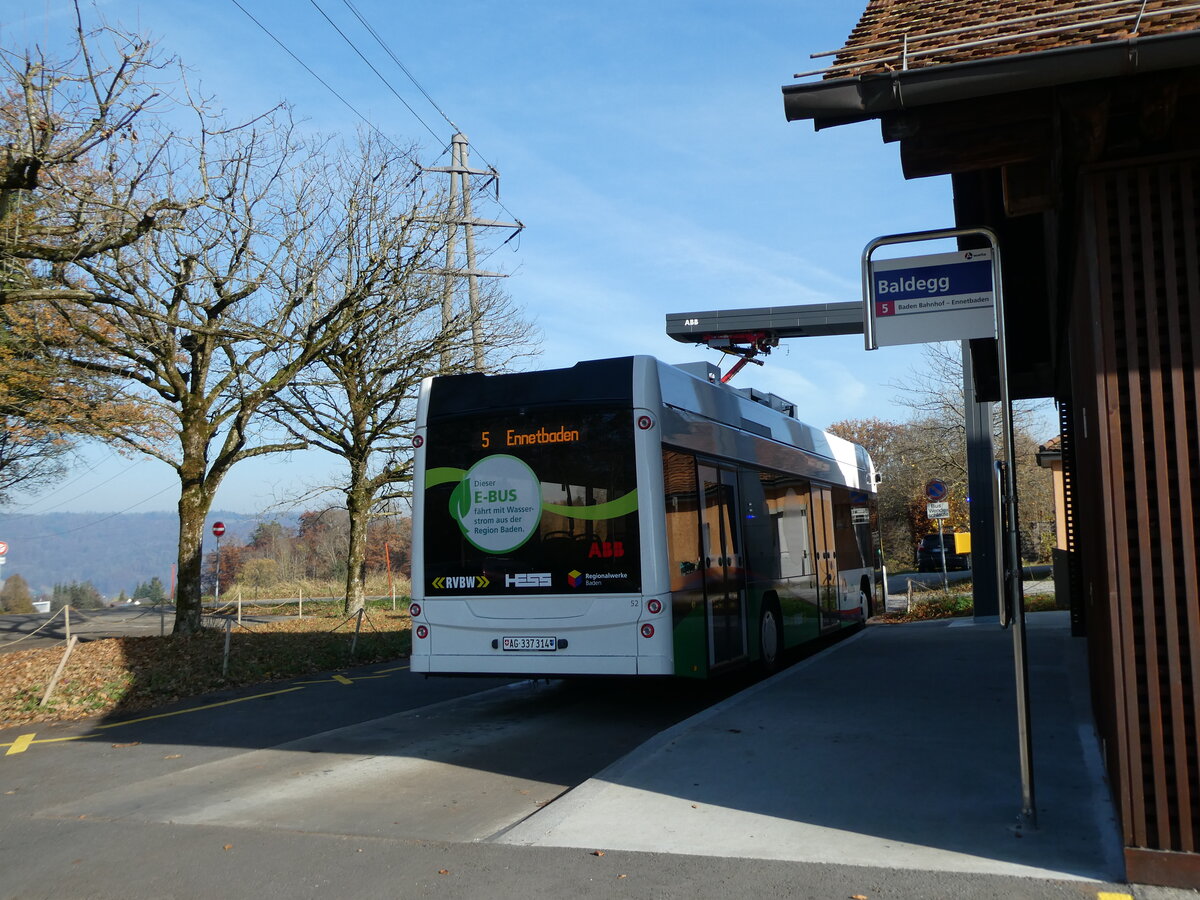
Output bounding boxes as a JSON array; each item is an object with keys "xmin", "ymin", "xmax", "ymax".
[{"xmin": 212, "ymin": 522, "xmax": 225, "ymax": 537}]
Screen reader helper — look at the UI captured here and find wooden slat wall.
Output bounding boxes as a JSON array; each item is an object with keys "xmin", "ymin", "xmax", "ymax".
[{"xmin": 1078, "ymin": 154, "xmax": 1200, "ymax": 883}]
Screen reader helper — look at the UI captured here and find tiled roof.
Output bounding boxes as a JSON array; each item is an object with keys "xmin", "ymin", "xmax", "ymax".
[{"xmin": 820, "ymin": 0, "xmax": 1200, "ymax": 79}]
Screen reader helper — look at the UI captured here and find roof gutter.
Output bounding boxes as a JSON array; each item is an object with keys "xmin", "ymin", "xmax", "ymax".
[{"xmin": 782, "ymin": 28, "xmax": 1200, "ymax": 127}]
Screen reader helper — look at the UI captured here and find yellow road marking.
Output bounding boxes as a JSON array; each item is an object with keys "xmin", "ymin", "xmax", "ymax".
[
  {"xmin": 5, "ymin": 733, "xmax": 36, "ymax": 756},
  {"xmin": 92, "ymin": 686, "xmax": 306, "ymax": 730},
  {"xmin": 11, "ymin": 733, "xmax": 93, "ymax": 747},
  {"xmin": 1097, "ymin": 894, "xmax": 1133, "ymax": 900},
  {"xmin": 3, "ymin": 662, "xmax": 411, "ymax": 758}
]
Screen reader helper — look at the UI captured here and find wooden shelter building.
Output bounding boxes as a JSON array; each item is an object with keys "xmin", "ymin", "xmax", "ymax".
[{"xmin": 782, "ymin": 1, "xmax": 1200, "ymax": 888}]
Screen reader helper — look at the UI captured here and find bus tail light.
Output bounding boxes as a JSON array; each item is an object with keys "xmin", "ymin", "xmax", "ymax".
[
  {"xmin": 409, "ymin": 602, "xmax": 422, "ymax": 618},
  {"xmin": 640, "ymin": 623, "xmax": 655, "ymax": 638},
  {"xmin": 416, "ymin": 625, "xmax": 429, "ymax": 639},
  {"xmin": 646, "ymin": 598, "xmax": 662, "ymax": 614}
]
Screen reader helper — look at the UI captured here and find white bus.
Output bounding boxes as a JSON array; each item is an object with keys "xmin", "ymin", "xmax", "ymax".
[{"xmin": 410, "ymin": 355, "xmax": 880, "ymax": 678}]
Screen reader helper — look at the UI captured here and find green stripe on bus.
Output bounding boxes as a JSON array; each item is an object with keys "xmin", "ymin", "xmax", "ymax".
[
  {"xmin": 542, "ymin": 489, "xmax": 638, "ymax": 521},
  {"xmin": 426, "ymin": 467, "xmax": 467, "ymax": 488}
]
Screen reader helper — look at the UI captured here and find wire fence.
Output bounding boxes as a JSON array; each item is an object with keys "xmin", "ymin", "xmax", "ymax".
[{"xmin": 1, "ymin": 605, "xmax": 71, "ymax": 648}]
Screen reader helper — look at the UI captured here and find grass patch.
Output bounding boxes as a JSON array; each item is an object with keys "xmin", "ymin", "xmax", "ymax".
[
  {"xmin": 1, "ymin": 607, "xmax": 410, "ymax": 728},
  {"xmin": 879, "ymin": 590, "xmax": 1059, "ymax": 623}
]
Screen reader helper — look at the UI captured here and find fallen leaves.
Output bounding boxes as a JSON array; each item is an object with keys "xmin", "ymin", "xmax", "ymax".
[
  {"xmin": 0, "ymin": 611, "xmax": 412, "ymax": 727},
  {"xmin": 591, "ymin": 850, "xmax": 605, "ymax": 857}
]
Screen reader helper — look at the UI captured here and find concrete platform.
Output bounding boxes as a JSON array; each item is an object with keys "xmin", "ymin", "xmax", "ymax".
[{"xmin": 499, "ymin": 611, "xmax": 1127, "ymax": 884}]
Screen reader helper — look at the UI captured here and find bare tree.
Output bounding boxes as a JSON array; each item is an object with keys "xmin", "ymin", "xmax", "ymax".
[
  {"xmin": 884, "ymin": 342, "xmax": 1056, "ymax": 562},
  {"xmin": 1, "ymin": 5, "xmax": 199, "ymax": 298},
  {"xmin": 1, "ymin": 8, "xmax": 200, "ymax": 499},
  {"xmin": 269, "ymin": 133, "xmax": 539, "ymax": 614},
  {"xmin": 43, "ymin": 108, "xmax": 415, "ymax": 633}
]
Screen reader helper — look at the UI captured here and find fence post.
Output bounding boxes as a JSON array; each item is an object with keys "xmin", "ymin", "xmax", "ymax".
[
  {"xmin": 907, "ymin": 579, "xmax": 914, "ymax": 613},
  {"xmin": 64, "ymin": 604, "xmax": 71, "ymax": 644},
  {"xmin": 40, "ymin": 636, "xmax": 79, "ymax": 707},
  {"xmin": 222, "ymin": 618, "xmax": 232, "ymax": 676},
  {"xmin": 299, "ymin": 586, "xmax": 303, "ymax": 618},
  {"xmin": 237, "ymin": 589, "xmax": 242, "ymax": 625},
  {"xmin": 349, "ymin": 608, "xmax": 364, "ymax": 659}
]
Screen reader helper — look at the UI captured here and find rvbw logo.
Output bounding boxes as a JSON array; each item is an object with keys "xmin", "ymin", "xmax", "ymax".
[
  {"xmin": 431, "ymin": 575, "xmax": 490, "ymax": 590},
  {"xmin": 505, "ymin": 572, "xmax": 551, "ymax": 588}
]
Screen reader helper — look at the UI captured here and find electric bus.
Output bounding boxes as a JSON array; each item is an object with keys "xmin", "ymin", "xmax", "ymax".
[{"xmin": 410, "ymin": 355, "xmax": 881, "ymax": 678}]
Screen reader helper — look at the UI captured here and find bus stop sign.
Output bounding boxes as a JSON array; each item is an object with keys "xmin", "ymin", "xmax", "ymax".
[{"xmin": 866, "ymin": 248, "xmax": 995, "ymax": 348}]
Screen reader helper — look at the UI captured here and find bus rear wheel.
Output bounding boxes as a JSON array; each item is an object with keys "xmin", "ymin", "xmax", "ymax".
[{"xmin": 759, "ymin": 600, "xmax": 783, "ymax": 674}]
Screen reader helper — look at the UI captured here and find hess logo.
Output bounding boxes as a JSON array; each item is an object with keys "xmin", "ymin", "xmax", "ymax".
[
  {"xmin": 505, "ymin": 573, "xmax": 551, "ymax": 588},
  {"xmin": 588, "ymin": 541, "xmax": 625, "ymax": 559}
]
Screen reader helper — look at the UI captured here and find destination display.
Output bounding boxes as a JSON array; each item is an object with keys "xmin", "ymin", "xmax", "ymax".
[{"xmin": 423, "ymin": 406, "xmax": 642, "ymax": 596}]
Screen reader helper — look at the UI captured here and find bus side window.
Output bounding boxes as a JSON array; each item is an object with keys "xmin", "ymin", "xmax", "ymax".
[{"xmin": 663, "ymin": 450, "xmax": 701, "ymax": 592}]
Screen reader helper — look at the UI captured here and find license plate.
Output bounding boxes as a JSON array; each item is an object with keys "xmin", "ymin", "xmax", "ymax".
[{"xmin": 502, "ymin": 636, "xmax": 557, "ymax": 651}]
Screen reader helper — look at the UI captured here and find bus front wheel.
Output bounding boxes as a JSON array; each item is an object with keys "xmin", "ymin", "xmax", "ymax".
[{"xmin": 759, "ymin": 599, "xmax": 783, "ymax": 674}]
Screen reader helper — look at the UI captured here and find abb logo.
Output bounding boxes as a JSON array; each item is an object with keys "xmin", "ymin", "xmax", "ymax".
[{"xmin": 588, "ymin": 541, "xmax": 625, "ymax": 559}]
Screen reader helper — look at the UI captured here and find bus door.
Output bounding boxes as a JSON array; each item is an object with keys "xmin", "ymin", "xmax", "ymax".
[
  {"xmin": 811, "ymin": 485, "xmax": 839, "ymax": 630},
  {"xmin": 698, "ymin": 463, "xmax": 747, "ymax": 667}
]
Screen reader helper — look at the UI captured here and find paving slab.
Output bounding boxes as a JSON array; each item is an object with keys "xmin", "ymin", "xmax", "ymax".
[{"xmin": 499, "ymin": 612, "xmax": 1126, "ymax": 885}]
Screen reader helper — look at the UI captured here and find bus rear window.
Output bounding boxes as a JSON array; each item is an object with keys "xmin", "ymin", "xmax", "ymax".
[{"xmin": 423, "ymin": 407, "xmax": 641, "ymax": 595}]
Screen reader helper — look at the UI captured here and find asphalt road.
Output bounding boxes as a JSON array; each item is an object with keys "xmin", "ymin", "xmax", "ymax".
[
  {"xmin": 0, "ymin": 658, "xmax": 764, "ymax": 898},
  {"xmin": 1, "ymin": 642, "xmax": 1178, "ymax": 899},
  {"xmin": 0, "ymin": 605, "xmax": 176, "ymax": 652}
]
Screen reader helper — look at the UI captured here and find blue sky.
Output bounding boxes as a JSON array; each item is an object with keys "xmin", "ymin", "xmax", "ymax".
[{"xmin": 4, "ymin": 1, "xmax": 1040, "ymax": 518}]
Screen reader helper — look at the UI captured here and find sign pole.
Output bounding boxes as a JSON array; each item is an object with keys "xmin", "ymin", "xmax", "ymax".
[
  {"xmin": 938, "ymin": 519, "xmax": 948, "ymax": 590},
  {"xmin": 991, "ymin": 239, "xmax": 1037, "ymax": 829},
  {"xmin": 214, "ymin": 532, "xmax": 221, "ymax": 608},
  {"xmin": 864, "ymin": 227, "xmax": 1035, "ymax": 829},
  {"xmin": 211, "ymin": 522, "xmax": 226, "ymax": 609}
]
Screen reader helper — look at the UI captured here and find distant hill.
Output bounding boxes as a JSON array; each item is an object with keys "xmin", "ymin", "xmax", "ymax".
[{"xmin": 0, "ymin": 512, "xmax": 294, "ymax": 599}]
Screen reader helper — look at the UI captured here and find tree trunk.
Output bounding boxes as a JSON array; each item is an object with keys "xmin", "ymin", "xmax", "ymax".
[
  {"xmin": 343, "ymin": 470, "xmax": 371, "ymax": 616},
  {"xmin": 174, "ymin": 480, "xmax": 210, "ymax": 634}
]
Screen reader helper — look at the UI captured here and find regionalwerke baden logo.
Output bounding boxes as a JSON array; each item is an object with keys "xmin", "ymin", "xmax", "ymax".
[{"xmin": 567, "ymin": 570, "xmax": 583, "ymax": 588}]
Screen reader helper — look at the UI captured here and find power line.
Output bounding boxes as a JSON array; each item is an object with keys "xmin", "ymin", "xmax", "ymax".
[
  {"xmin": 0, "ymin": 448, "xmax": 121, "ymax": 516},
  {"xmin": 4, "ymin": 481, "xmax": 178, "ymax": 539},
  {"xmin": 339, "ymin": 0, "xmax": 460, "ymax": 134},
  {"xmin": 0, "ymin": 454, "xmax": 144, "ymax": 522},
  {"xmin": 332, "ymin": 0, "xmax": 524, "ymax": 228},
  {"xmin": 307, "ymin": 0, "xmax": 445, "ymax": 146},
  {"xmin": 227, "ymin": 0, "xmax": 407, "ymax": 152}
]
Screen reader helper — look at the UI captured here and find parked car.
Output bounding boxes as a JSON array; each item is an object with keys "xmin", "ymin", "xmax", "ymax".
[{"xmin": 917, "ymin": 534, "xmax": 971, "ymax": 572}]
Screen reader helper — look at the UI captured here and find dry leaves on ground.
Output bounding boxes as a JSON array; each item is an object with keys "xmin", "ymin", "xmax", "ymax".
[{"xmin": 0, "ymin": 610, "xmax": 410, "ymax": 728}]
